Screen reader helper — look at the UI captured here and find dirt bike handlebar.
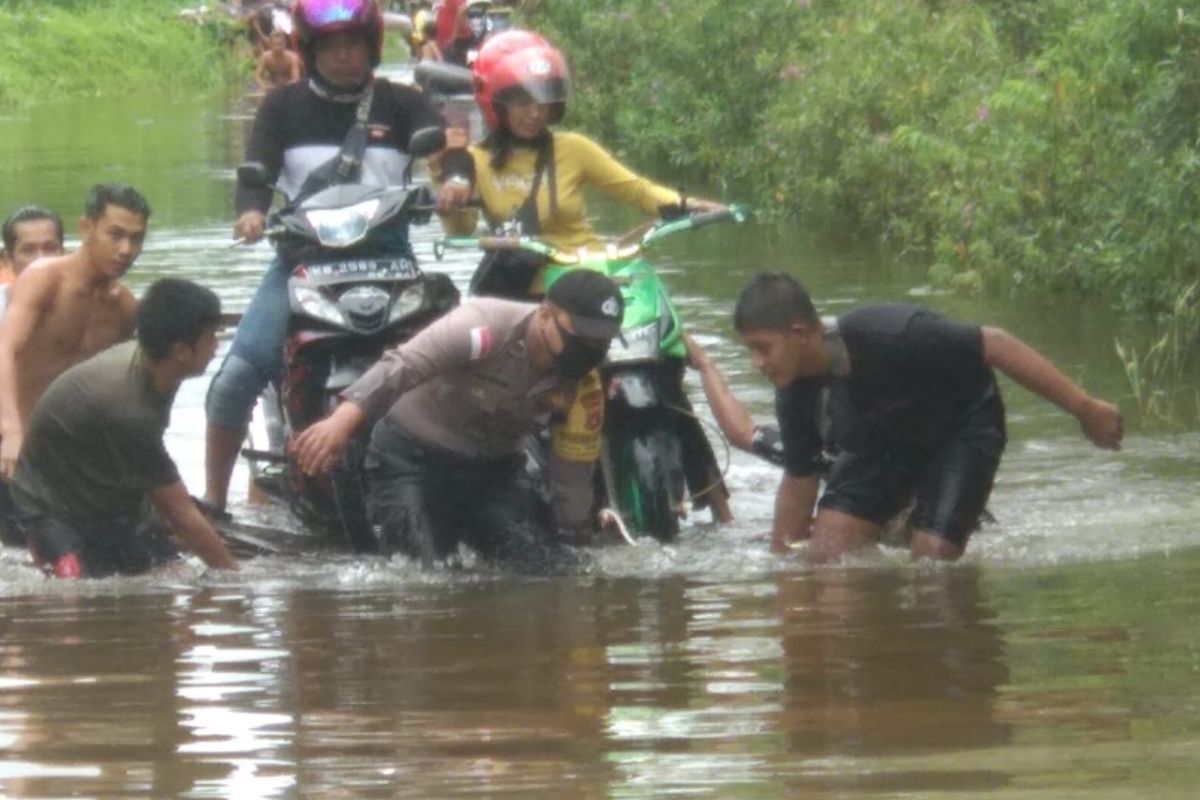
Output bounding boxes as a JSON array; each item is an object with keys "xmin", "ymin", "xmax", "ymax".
[
  {"xmin": 640, "ymin": 205, "xmax": 748, "ymax": 247},
  {"xmin": 433, "ymin": 204, "xmax": 749, "ymax": 263}
]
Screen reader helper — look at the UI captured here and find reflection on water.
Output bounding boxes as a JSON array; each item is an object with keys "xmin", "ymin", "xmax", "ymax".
[
  {"xmin": 2, "ymin": 70, "xmax": 1200, "ymax": 799},
  {"xmin": 772, "ymin": 568, "xmax": 1010, "ymax": 795},
  {"xmin": 3, "ymin": 557, "xmax": 1200, "ymax": 797}
]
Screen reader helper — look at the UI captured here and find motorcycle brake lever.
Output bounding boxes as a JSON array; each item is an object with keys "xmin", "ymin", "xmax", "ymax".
[{"xmin": 229, "ymin": 232, "xmax": 277, "ymax": 248}]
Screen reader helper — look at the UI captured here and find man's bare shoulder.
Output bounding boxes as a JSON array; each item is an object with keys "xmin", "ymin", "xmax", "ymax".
[
  {"xmin": 8, "ymin": 252, "xmax": 71, "ymax": 301},
  {"xmin": 26, "ymin": 250, "xmax": 78, "ymax": 274}
]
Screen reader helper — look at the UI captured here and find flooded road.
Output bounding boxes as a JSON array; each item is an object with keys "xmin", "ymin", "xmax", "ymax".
[{"xmin": 1, "ymin": 78, "xmax": 1200, "ymax": 797}]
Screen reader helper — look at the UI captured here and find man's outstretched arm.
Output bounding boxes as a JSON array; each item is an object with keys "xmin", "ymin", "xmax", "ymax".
[
  {"xmin": 684, "ymin": 334, "xmax": 756, "ymax": 450},
  {"xmin": 152, "ymin": 481, "xmax": 239, "ymax": 571},
  {"xmin": 0, "ymin": 267, "xmax": 55, "ymax": 477},
  {"xmin": 253, "ymin": 56, "xmax": 271, "ymax": 91},
  {"xmin": 772, "ymin": 474, "xmax": 819, "ymax": 554},
  {"xmin": 981, "ymin": 326, "xmax": 1123, "ymax": 450}
]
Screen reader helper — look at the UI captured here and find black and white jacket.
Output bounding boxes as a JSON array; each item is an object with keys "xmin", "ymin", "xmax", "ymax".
[{"xmin": 235, "ymin": 79, "xmax": 445, "ymax": 214}]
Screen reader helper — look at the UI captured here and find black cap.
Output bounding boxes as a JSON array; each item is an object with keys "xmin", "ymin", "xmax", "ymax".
[{"xmin": 547, "ymin": 269, "xmax": 625, "ymax": 339}]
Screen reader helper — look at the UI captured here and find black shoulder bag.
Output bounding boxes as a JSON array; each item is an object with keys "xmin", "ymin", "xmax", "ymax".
[{"xmin": 469, "ymin": 136, "xmax": 558, "ymax": 299}]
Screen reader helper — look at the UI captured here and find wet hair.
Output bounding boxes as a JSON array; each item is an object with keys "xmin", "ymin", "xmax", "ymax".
[
  {"xmin": 2, "ymin": 206, "xmax": 64, "ymax": 254},
  {"xmin": 137, "ymin": 278, "xmax": 221, "ymax": 361},
  {"xmin": 84, "ymin": 183, "xmax": 152, "ymax": 222},
  {"xmin": 485, "ymin": 125, "xmax": 516, "ymax": 170},
  {"xmin": 484, "ymin": 124, "xmax": 553, "ymax": 172},
  {"xmin": 733, "ymin": 272, "xmax": 820, "ymax": 332}
]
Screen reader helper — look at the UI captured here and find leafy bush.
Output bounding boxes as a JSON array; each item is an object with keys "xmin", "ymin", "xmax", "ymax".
[
  {"xmin": 528, "ymin": 0, "xmax": 1200, "ymax": 323},
  {"xmin": 531, "ymin": 0, "xmax": 800, "ymax": 184}
]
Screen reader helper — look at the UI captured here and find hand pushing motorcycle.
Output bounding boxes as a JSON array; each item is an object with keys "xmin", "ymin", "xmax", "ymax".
[
  {"xmin": 233, "ymin": 127, "xmax": 460, "ymax": 553},
  {"xmin": 434, "ymin": 204, "xmax": 750, "ymax": 542}
]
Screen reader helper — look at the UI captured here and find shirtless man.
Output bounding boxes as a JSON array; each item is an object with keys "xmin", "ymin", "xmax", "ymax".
[
  {"xmin": 254, "ymin": 30, "xmax": 302, "ymax": 92},
  {"xmin": 0, "ymin": 207, "xmax": 64, "ymax": 284},
  {"xmin": 0, "ymin": 206, "xmax": 65, "ymax": 318},
  {"xmin": 0, "ymin": 183, "xmax": 149, "ymax": 479}
]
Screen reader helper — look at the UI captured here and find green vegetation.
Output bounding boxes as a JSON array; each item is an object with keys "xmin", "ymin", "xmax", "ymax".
[
  {"xmin": 0, "ymin": 0, "xmax": 237, "ymax": 107},
  {"xmin": 530, "ymin": 0, "xmax": 1200, "ymax": 321},
  {"xmin": 529, "ymin": 0, "xmax": 1200, "ymax": 425},
  {"xmin": 1115, "ymin": 282, "xmax": 1200, "ymax": 426}
]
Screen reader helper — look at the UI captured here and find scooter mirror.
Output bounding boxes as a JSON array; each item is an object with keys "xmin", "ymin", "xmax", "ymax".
[
  {"xmin": 409, "ymin": 127, "xmax": 447, "ymax": 158},
  {"xmin": 414, "ymin": 61, "xmax": 475, "ymax": 95},
  {"xmin": 237, "ymin": 161, "xmax": 270, "ymax": 190}
]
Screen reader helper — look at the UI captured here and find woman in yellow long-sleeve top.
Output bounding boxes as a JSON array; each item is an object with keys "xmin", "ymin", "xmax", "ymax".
[
  {"xmin": 445, "ymin": 128, "xmax": 683, "ymax": 251},
  {"xmin": 436, "ymin": 30, "xmax": 732, "ymax": 527},
  {"xmin": 436, "ymin": 30, "xmax": 724, "ymax": 289}
]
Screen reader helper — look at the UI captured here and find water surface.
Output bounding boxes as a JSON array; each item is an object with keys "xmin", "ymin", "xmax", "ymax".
[{"xmin": 1, "ymin": 75, "xmax": 1199, "ymax": 798}]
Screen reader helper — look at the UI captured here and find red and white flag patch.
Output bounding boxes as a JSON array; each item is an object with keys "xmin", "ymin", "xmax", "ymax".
[{"xmin": 469, "ymin": 326, "xmax": 494, "ymax": 361}]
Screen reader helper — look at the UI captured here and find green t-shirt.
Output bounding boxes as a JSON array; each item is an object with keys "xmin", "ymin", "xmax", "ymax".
[{"xmin": 12, "ymin": 340, "xmax": 180, "ymax": 526}]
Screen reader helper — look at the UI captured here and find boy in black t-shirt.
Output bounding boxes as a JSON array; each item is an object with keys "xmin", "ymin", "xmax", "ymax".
[{"xmin": 734, "ymin": 273, "xmax": 1123, "ymax": 562}]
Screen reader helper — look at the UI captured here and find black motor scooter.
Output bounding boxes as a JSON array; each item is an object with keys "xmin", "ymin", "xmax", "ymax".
[{"xmin": 236, "ymin": 128, "xmax": 460, "ymax": 552}]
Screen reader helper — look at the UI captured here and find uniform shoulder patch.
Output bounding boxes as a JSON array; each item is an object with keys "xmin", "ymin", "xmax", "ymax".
[{"xmin": 469, "ymin": 326, "xmax": 494, "ymax": 361}]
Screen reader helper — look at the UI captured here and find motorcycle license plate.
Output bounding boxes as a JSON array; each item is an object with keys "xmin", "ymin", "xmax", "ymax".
[{"xmin": 306, "ymin": 258, "xmax": 421, "ymax": 280}]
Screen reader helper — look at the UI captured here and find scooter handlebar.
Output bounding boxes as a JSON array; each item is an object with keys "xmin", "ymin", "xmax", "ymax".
[
  {"xmin": 414, "ymin": 61, "xmax": 475, "ymax": 96},
  {"xmin": 689, "ymin": 207, "xmax": 736, "ymax": 229}
]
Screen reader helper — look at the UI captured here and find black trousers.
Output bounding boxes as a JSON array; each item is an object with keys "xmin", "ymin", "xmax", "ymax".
[
  {"xmin": 364, "ymin": 421, "xmax": 577, "ymax": 572},
  {"xmin": 0, "ymin": 480, "xmax": 24, "ymax": 547}
]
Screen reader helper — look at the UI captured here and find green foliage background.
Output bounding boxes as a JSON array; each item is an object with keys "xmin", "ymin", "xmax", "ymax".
[
  {"xmin": 529, "ymin": 0, "xmax": 1200, "ymax": 319},
  {"xmin": 0, "ymin": 0, "xmax": 236, "ymax": 108},
  {"xmin": 7, "ymin": 0, "xmax": 1200, "ymax": 324}
]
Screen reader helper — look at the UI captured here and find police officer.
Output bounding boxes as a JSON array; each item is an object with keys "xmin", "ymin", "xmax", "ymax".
[{"xmin": 294, "ymin": 270, "xmax": 624, "ymax": 567}]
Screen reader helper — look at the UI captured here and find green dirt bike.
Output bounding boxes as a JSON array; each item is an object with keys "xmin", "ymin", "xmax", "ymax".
[{"xmin": 434, "ymin": 205, "xmax": 749, "ymax": 542}]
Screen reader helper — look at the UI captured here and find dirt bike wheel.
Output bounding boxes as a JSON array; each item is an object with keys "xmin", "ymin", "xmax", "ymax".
[{"xmin": 616, "ymin": 428, "xmax": 684, "ymax": 542}]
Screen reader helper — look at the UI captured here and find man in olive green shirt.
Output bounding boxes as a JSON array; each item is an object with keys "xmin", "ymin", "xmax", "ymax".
[{"xmin": 11, "ymin": 279, "xmax": 238, "ymax": 578}]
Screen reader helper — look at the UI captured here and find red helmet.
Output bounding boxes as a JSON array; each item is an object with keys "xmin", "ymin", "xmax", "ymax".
[
  {"xmin": 292, "ymin": 0, "xmax": 384, "ymax": 72},
  {"xmin": 472, "ymin": 30, "xmax": 570, "ymax": 130}
]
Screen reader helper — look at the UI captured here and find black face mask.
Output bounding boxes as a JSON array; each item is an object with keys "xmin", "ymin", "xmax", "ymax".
[{"xmin": 551, "ymin": 317, "xmax": 609, "ymax": 379}]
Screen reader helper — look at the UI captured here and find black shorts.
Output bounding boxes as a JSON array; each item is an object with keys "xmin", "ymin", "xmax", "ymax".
[
  {"xmin": 818, "ymin": 393, "xmax": 1006, "ymax": 547},
  {"xmin": 19, "ymin": 507, "xmax": 178, "ymax": 579}
]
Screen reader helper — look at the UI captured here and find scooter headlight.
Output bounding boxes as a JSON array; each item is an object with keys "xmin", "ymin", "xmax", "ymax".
[
  {"xmin": 304, "ymin": 199, "xmax": 380, "ymax": 248},
  {"xmin": 605, "ymin": 321, "xmax": 658, "ymax": 364},
  {"xmin": 293, "ymin": 284, "xmax": 346, "ymax": 326},
  {"xmin": 388, "ymin": 283, "xmax": 426, "ymax": 322}
]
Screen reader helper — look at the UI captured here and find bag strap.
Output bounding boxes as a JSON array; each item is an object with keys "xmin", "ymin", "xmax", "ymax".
[
  {"xmin": 511, "ymin": 135, "xmax": 557, "ymax": 234},
  {"xmin": 531, "ymin": 134, "xmax": 558, "ymax": 216},
  {"xmin": 332, "ymin": 79, "xmax": 376, "ymax": 183}
]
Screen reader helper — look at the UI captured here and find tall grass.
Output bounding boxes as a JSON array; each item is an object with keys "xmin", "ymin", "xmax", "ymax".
[
  {"xmin": 0, "ymin": 0, "xmax": 235, "ymax": 107},
  {"xmin": 1115, "ymin": 283, "xmax": 1200, "ymax": 427}
]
